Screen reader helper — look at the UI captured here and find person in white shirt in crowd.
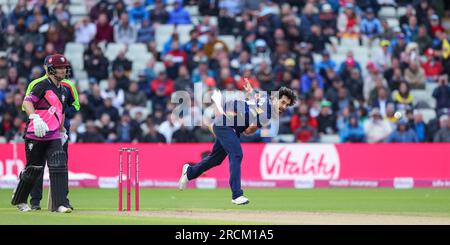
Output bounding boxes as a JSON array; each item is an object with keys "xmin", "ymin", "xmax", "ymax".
[{"xmin": 75, "ymin": 17, "xmax": 97, "ymax": 45}]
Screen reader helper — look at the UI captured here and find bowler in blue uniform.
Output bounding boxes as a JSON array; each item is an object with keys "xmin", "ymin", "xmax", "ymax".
[{"xmin": 178, "ymin": 83, "xmax": 297, "ymax": 205}]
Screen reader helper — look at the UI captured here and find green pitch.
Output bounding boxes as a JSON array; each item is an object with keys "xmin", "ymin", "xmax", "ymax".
[{"xmin": 1, "ymin": 188, "xmax": 450, "ymax": 224}]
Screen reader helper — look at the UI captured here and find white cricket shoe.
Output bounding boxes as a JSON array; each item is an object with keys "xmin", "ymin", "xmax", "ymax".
[
  {"xmin": 56, "ymin": 205, "xmax": 72, "ymax": 213},
  {"xmin": 17, "ymin": 203, "xmax": 31, "ymax": 212},
  {"xmin": 232, "ymin": 196, "xmax": 250, "ymax": 205},
  {"xmin": 178, "ymin": 164, "xmax": 190, "ymax": 190}
]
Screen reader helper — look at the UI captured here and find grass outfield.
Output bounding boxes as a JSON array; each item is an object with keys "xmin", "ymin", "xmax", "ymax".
[{"xmin": 1, "ymin": 188, "xmax": 450, "ymax": 224}]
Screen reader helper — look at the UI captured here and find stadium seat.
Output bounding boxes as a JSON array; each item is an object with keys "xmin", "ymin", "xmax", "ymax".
[
  {"xmin": 77, "ymin": 79, "xmax": 90, "ymax": 92},
  {"xmin": 386, "ymin": 18, "xmax": 400, "ymax": 29},
  {"xmin": 65, "ymin": 42, "xmax": 85, "ymax": 54},
  {"xmin": 418, "ymin": 109, "xmax": 436, "ymax": 124},
  {"xmin": 273, "ymin": 134, "xmax": 295, "ymax": 143},
  {"xmin": 378, "ymin": 6, "xmax": 397, "ymax": 19},
  {"xmin": 397, "ymin": 7, "xmax": 407, "ymax": 17},
  {"xmin": 426, "ymin": 82, "xmax": 439, "ymax": 94},
  {"xmin": 73, "ymin": 69, "xmax": 88, "ymax": 80},
  {"xmin": 99, "ymin": 79, "xmax": 108, "ymax": 91},
  {"xmin": 411, "ymin": 89, "xmax": 436, "ymax": 109},
  {"xmin": 218, "ymin": 35, "xmax": 235, "ymax": 51},
  {"xmin": 320, "ymin": 134, "xmax": 341, "ymax": 144},
  {"xmin": 340, "ymin": 38, "xmax": 360, "ymax": 47},
  {"xmin": 185, "ymin": 6, "xmax": 199, "ymax": 16},
  {"xmin": 68, "ymin": 5, "xmax": 87, "ymax": 16},
  {"xmin": 64, "ymin": 52, "xmax": 84, "ymax": 70},
  {"xmin": 154, "ymin": 62, "xmax": 165, "ymax": 73},
  {"xmin": 127, "ymin": 43, "xmax": 147, "ymax": 54},
  {"xmin": 105, "ymin": 43, "xmax": 127, "ymax": 61}
]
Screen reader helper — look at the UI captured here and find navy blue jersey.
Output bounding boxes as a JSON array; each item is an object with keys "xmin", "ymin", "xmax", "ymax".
[{"xmin": 215, "ymin": 97, "xmax": 272, "ymax": 134}]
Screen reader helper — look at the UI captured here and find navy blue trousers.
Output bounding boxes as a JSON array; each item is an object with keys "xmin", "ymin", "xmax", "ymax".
[{"xmin": 187, "ymin": 125, "xmax": 244, "ymax": 199}]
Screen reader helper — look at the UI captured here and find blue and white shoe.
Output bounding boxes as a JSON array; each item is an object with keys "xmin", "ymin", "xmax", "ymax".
[
  {"xmin": 178, "ymin": 164, "xmax": 190, "ymax": 190},
  {"xmin": 232, "ymin": 196, "xmax": 250, "ymax": 205},
  {"xmin": 17, "ymin": 203, "xmax": 31, "ymax": 212}
]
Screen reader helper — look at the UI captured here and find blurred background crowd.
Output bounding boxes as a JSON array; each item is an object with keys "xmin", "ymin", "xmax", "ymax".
[{"xmin": 0, "ymin": 0, "xmax": 449, "ymax": 144}]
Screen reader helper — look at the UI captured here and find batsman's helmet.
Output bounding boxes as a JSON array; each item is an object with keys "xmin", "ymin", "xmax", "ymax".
[{"xmin": 44, "ymin": 54, "xmax": 71, "ymax": 78}]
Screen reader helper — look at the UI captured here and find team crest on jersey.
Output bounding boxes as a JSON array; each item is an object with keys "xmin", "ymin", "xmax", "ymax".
[{"xmin": 28, "ymin": 143, "xmax": 33, "ymax": 151}]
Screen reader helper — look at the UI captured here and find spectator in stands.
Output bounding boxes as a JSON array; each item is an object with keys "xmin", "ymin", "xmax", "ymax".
[
  {"xmin": 174, "ymin": 65, "xmax": 192, "ymax": 92},
  {"xmin": 78, "ymin": 93, "xmax": 96, "ymax": 121},
  {"xmin": 94, "ymin": 13, "xmax": 114, "ymax": 44},
  {"xmin": 199, "ymin": 0, "xmax": 219, "ymax": 16},
  {"xmin": 376, "ymin": 18, "xmax": 395, "ymax": 42},
  {"xmin": 96, "ymin": 96, "xmax": 120, "ymax": 122},
  {"xmin": 97, "ymin": 113, "xmax": 117, "ymax": 143},
  {"xmin": 114, "ymin": 12, "xmax": 137, "ymax": 45},
  {"xmin": 336, "ymin": 87, "xmax": 353, "ymax": 114},
  {"xmin": 113, "ymin": 66, "xmax": 131, "ymax": 91},
  {"xmin": 75, "ymin": 16, "xmax": 97, "ymax": 45},
  {"xmin": 364, "ymin": 62, "xmax": 388, "ymax": 100},
  {"xmin": 128, "ymin": 0, "xmax": 149, "ymax": 25},
  {"xmin": 392, "ymin": 33, "xmax": 407, "ymax": 59},
  {"xmin": 150, "ymin": 0, "xmax": 169, "ymax": 24},
  {"xmin": 317, "ymin": 100, "xmax": 336, "ymax": 134},
  {"xmin": 402, "ymin": 16, "xmax": 419, "ymax": 42},
  {"xmin": 23, "ymin": 19, "xmax": 45, "ymax": 49},
  {"xmin": 319, "ymin": 3, "xmax": 337, "ymax": 38},
  {"xmin": 360, "ymin": 8, "xmax": 382, "ymax": 44},
  {"xmin": 172, "ymin": 123, "xmax": 195, "ymax": 142},
  {"xmin": 412, "ymin": 110, "xmax": 428, "ymax": 142},
  {"xmin": 300, "ymin": 68, "xmax": 325, "ymax": 95},
  {"xmin": 422, "ymin": 48, "xmax": 443, "ymax": 82},
  {"xmin": 192, "ymin": 59, "xmax": 214, "ymax": 84},
  {"xmin": 136, "ymin": 18, "xmax": 155, "ymax": 43},
  {"xmin": 236, "ymin": 66, "xmax": 260, "ymax": 91},
  {"xmin": 429, "ymin": 14, "xmax": 445, "ymax": 36},
  {"xmin": 374, "ymin": 40, "xmax": 392, "ymax": 72},
  {"xmin": 158, "ymin": 112, "xmax": 181, "ymax": 143},
  {"xmin": 399, "ymin": 4, "xmax": 414, "ymax": 27},
  {"xmin": 345, "ymin": 68, "xmax": 364, "ymax": 101},
  {"xmin": 112, "ymin": 49, "xmax": 133, "ymax": 75},
  {"xmin": 340, "ymin": 115, "xmax": 365, "ymax": 143},
  {"xmin": 0, "ymin": 111, "xmax": 13, "ymax": 137},
  {"xmin": 392, "ymin": 81, "xmax": 413, "ymax": 111},
  {"xmin": 194, "ymin": 124, "xmax": 215, "ymax": 142},
  {"xmin": 117, "ymin": 111, "xmax": 141, "ymax": 142},
  {"xmin": 337, "ymin": 3, "xmax": 360, "ymax": 40},
  {"xmin": 433, "ymin": 115, "xmax": 450, "ymax": 142},
  {"xmin": 168, "ymin": 0, "xmax": 191, "ymax": 25},
  {"xmin": 386, "ymin": 119, "xmax": 419, "ymax": 143},
  {"xmin": 125, "ymin": 82, "xmax": 147, "ymax": 109},
  {"xmin": 84, "ymin": 46, "xmax": 109, "ymax": 83},
  {"xmin": 404, "ymin": 61, "xmax": 426, "ymax": 89},
  {"xmin": 371, "ymin": 86, "xmax": 393, "ymax": 117},
  {"xmin": 300, "ymin": 3, "xmax": 320, "ymax": 38},
  {"xmin": 316, "ymin": 50, "xmax": 336, "ymax": 75},
  {"xmin": 141, "ymin": 118, "xmax": 166, "ymax": 143},
  {"xmin": 255, "ymin": 61, "xmax": 274, "ymax": 92},
  {"xmin": 251, "ymin": 39, "xmax": 271, "ymax": 69},
  {"xmin": 151, "ymin": 71, "xmax": 174, "ymax": 111},
  {"xmin": 414, "ymin": 25, "xmax": 432, "ymax": 55},
  {"xmin": 203, "ymin": 30, "xmax": 229, "ymax": 58},
  {"xmin": 364, "ymin": 108, "xmax": 392, "ymax": 143},
  {"xmin": 292, "ymin": 115, "xmax": 319, "ymax": 143},
  {"xmin": 101, "ymin": 78, "xmax": 125, "ymax": 109},
  {"xmin": 78, "ymin": 120, "xmax": 105, "ymax": 142},
  {"xmin": 164, "ymin": 40, "xmax": 188, "ymax": 79},
  {"xmin": 433, "ymin": 74, "xmax": 450, "ymax": 111},
  {"xmin": 306, "ymin": 24, "xmax": 333, "ymax": 54}
]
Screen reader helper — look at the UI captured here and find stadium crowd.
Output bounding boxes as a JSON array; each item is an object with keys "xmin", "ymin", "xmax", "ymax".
[{"xmin": 0, "ymin": 0, "xmax": 450, "ymax": 144}]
